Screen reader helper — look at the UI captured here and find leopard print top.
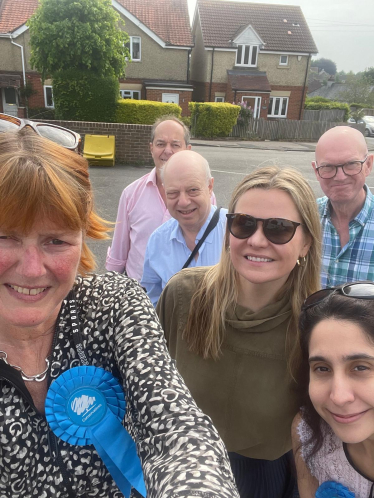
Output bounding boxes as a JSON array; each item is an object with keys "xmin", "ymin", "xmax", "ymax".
[{"xmin": 0, "ymin": 272, "xmax": 238, "ymax": 498}]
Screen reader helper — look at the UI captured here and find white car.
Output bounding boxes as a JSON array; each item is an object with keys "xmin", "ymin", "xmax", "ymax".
[{"xmin": 357, "ymin": 115, "xmax": 374, "ymax": 137}]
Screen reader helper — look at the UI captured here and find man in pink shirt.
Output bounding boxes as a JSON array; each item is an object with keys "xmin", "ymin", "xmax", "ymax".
[{"xmin": 105, "ymin": 116, "xmax": 192, "ymax": 280}]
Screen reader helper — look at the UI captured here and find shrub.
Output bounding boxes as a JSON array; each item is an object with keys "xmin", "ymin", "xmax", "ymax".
[
  {"xmin": 115, "ymin": 99, "xmax": 181, "ymax": 124},
  {"xmin": 305, "ymin": 96, "xmax": 331, "ymax": 103},
  {"xmin": 304, "ymin": 99, "xmax": 350, "ymax": 121},
  {"xmin": 233, "ymin": 101, "xmax": 253, "ymax": 127},
  {"xmin": 189, "ymin": 102, "xmax": 240, "ymax": 138},
  {"xmin": 52, "ymin": 69, "xmax": 119, "ymax": 122},
  {"xmin": 180, "ymin": 115, "xmax": 191, "ymax": 128}
]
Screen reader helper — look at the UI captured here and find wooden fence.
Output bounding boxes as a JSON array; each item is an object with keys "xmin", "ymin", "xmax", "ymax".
[
  {"xmin": 303, "ymin": 109, "xmax": 346, "ymax": 122},
  {"xmin": 229, "ymin": 118, "xmax": 365, "ymax": 141}
]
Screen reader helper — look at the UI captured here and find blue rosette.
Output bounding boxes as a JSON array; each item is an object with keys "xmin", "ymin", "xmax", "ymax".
[
  {"xmin": 45, "ymin": 365, "xmax": 146, "ymax": 498},
  {"xmin": 315, "ymin": 481, "xmax": 355, "ymax": 498}
]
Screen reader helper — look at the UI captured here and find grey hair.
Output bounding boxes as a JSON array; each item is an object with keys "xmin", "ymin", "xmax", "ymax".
[
  {"xmin": 150, "ymin": 115, "xmax": 190, "ymax": 146},
  {"xmin": 160, "ymin": 152, "xmax": 212, "ymax": 184}
]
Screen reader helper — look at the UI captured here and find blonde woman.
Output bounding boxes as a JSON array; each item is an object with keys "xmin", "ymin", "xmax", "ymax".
[{"xmin": 157, "ymin": 166, "xmax": 321, "ymax": 498}]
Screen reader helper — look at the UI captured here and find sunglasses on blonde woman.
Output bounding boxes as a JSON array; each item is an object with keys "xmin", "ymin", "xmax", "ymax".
[
  {"xmin": 301, "ymin": 282, "xmax": 374, "ymax": 311},
  {"xmin": 0, "ymin": 113, "xmax": 81, "ymax": 152},
  {"xmin": 226, "ymin": 213, "xmax": 303, "ymax": 245}
]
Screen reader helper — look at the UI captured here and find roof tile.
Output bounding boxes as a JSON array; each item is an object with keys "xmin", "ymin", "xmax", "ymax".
[
  {"xmin": 0, "ymin": 0, "xmax": 193, "ymax": 47},
  {"xmin": 116, "ymin": 0, "xmax": 193, "ymax": 46},
  {"xmin": 0, "ymin": 0, "xmax": 38, "ymax": 33},
  {"xmin": 197, "ymin": 0, "xmax": 317, "ymax": 53}
]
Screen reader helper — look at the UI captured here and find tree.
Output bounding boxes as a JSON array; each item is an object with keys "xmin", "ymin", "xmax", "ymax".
[
  {"xmin": 338, "ymin": 74, "xmax": 374, "ymax": 106},
  {"xmin": 311, "ymin": 58, "xmax": 337, "ymax": 76},
  {"xmin": 28, "ymin": 0, "xmax": 130, "ymax": 121},
  {"xmin": 363, "ymin": 67, "xmax": 374, "ymax": 85},
  {"xmin": 28, "ymin": 0, "xmax": 129, "ymax": 79}
]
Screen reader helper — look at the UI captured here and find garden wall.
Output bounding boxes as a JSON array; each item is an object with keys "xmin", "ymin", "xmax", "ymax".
[{"xmin": 38, "ymin": 119, "xmax": 153, "ymax": 165}]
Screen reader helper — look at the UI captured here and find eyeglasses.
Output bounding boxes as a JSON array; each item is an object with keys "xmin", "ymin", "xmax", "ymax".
[
  {"xmin": 226, "ymin": 213, "xmax": 302, "ymax": 245},
  {"xmin": 0, "ymin": 113, "xmax": 81, "ymax": 152},
  {"xmin": 315, "ymin": 156, "xmax": 368, "ymax": 179},
  {"xmin": 301, "ymin": 282, "xmax": 374, "ymax": 311}
]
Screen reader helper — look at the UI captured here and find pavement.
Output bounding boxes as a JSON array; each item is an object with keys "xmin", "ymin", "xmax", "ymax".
[{"xmin": 191, "ymin": 137, "xmax": 374, "ymax": 152}]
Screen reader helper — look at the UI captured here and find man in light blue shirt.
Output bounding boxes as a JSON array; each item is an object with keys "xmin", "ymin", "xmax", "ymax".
[{"xmin": 142, "ymin": 150, "xmax": 227, "ymax": 306}]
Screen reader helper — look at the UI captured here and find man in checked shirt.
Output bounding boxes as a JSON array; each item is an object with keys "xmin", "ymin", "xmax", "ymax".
[{"xmin": 312, "ymin": 126, "xmax": 374, "ymax": 287}]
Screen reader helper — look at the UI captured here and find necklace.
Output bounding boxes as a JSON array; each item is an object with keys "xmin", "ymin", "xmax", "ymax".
[{"xmin": 0, "ymin": 351, "xmax": 50, "ymax": 382}]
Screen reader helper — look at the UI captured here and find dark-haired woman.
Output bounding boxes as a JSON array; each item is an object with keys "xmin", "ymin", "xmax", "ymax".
[{"xmin": 292, "ymin": 282, "xmax": 374, "ymax": 497}]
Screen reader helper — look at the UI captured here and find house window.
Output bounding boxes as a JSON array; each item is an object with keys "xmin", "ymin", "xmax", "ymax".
[
  {"xmin": 162, "ymin": 93, "xmax": 179, "ymax": 104},
  {"xmin": 279, "ymin": 55, "xmax": 288, "ymax": 66},
  {"xmin": 215, "ymin": 96, "xmax": 225, "ymax": 102},
  {"xmin": 44, "ymin": 85, "xmax": 54, "ymax": 108},
  {"xmin": 236, "ymin": 44, "xmax": 258, "ymax": 67},
  {"xmin": 127, "ymin": 36, "xmax": 141, "ymax": 61},
  {"xmin": 268, "ymin": 97, "xmax": 288, "ymax": 118},
  {"xmin": 120, "ymin": 90, "xmax": 140, "ymax": 100}
]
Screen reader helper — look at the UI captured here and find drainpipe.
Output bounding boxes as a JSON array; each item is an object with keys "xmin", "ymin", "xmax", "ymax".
[
  {"xmin": 299, "ymin": 53, "xmax": 310, "ymax": 120},
  {"xmin": 0, "ymin": 34, "xmax": 27, "ymax": 117},
  {"xmin": 208, "ymin": 47, "xmax": 215, "ymax": 101},
  {"xmin": 187, "ymin": 48, "xmax": 191, "ymax": 83}
]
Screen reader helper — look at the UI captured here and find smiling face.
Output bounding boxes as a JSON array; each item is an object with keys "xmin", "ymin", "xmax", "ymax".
[
  {"xmin": 313, "ymin": 127, "xmax": 373, "ymax": 207},
  {"xmin": 163, "ymin": 151, "xmax": 213, "ymax": 234},
  {"xmin": 150, "ymin": 120, "xmax": 191, "ymax": 172},
  {"xmin": 309, "ymin": 318, "xmax": 374, "ymax": 444},
  {"xmin": 229, "ymin": 188, "xmax": 311, "ymax": 296},
  {"xmin": 0, "ymin": 218, "xmax": 82, "ymax": 334}
]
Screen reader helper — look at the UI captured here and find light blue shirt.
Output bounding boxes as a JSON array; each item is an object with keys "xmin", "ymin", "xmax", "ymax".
[{"xmin": 142, "ymin": 206, "xmax": 228, "ymax": 306}]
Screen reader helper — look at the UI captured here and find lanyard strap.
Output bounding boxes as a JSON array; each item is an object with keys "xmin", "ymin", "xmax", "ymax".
[
  {"xmin": 67, "ymin": 291, "xmax": 89, "ymax": 366},
  {"xmin": 182, "ymin": 207, "xmax": 222, "ymax": 270}
]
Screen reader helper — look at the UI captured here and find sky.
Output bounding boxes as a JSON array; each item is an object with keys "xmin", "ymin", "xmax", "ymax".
[{"xmin": 187, "ymin": 0, "xmax": 374, "ymax": 73}]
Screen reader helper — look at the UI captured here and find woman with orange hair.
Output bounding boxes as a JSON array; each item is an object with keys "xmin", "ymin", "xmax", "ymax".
[{"xmin": 0, "ymin": 129, "xmax": 239, "ymax": 498}]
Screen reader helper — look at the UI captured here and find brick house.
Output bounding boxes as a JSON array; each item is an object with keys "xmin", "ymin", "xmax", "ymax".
[
  {"xmin": 0, "ymin": 0, "xmax": 193, "ymax": 117},
  {"xmin": 190, "ymin": 0, "xmax": 318, "ymax": 120}
]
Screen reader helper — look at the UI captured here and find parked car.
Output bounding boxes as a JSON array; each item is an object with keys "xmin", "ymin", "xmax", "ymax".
[{"xmin": 358, "ymin": 116, "xmax": 374, "ymax": 137}]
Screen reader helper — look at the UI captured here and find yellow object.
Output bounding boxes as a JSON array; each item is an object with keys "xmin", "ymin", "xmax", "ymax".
[{"xmin": 83, "ymin": 134, "xmax": 115, "ymax": 166}]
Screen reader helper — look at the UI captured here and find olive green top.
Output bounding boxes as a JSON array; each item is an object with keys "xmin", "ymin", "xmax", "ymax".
[{"xmin": 156, "ymin": 266, "xmax": 301, "ymax": 461}]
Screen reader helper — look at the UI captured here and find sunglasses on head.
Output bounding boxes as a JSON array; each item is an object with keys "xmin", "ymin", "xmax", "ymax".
[
  {"xmin": 302, "ymin": 282, "xmax": 374, "ymax": 311},
  {"xmin": 0, "ymin": 113, "xmax": 81, "ymax": 152},
  {"xmin": 226, "ymin": 213, "xmax": 303, "ymax": 245}
]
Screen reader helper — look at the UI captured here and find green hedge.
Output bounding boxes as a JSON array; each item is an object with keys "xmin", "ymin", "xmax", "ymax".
[
  {"xmin": 304, "ymin": 99, "xmax": 350, "ymax": 121},
  {"xmin": 305, "ymin": 96, "xmax": 331, "ymax": 103},
  {"xmin": 189, "ymin": 102, "xmax": 240, "ymax": 138},
  {"xmin": 52, "ymin": 69, "xmax": 119, "ymax": 122},
  {"xmin": 115, "ymin": 99, "xmax": 181, "ymax": 124}
]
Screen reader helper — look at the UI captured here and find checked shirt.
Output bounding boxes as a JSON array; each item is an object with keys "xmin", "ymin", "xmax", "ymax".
[{"xmin": 318, "ymin": 185, "xmax": 374, "ymax": 288}]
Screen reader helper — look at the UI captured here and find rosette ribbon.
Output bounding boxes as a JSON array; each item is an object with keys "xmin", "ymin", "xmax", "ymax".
[
  {"xmin": 315, "ymin": 481, "xmax": 355, "ymax": 498},
  {"xmin": 45, "ymin": 365, "xmax": 146, "ymax": 498}
]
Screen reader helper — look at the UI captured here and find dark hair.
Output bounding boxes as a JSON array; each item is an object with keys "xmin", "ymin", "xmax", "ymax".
[{"xmin": 296, "ymin": 292, "xmax": 374, "ymax": 462}]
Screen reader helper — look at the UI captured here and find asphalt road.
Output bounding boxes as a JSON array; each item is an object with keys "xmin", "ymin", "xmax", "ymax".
[{"xmin": 88, "ymin": 137, "xmax": 374, "ymax": 274}]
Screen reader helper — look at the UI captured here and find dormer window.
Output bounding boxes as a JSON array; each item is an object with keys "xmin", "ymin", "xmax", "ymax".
[{"xmin": 236, "ymin": 44, "xmax": 258, "ymax": 67}]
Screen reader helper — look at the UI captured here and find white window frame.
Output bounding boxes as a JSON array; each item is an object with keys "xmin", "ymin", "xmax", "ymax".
[
  {"xmin": 215, "ymin": 96, "xmax": 225, "ymax": 102},
  {"xmin": 279, "ymin": 55, "xmax": 289, "ymax": 66},
  {"xmin": 268, "ymin": 97, "xmax": 289, "ymax": 118},
  {"xmin": 129, "ymin": 36, "xmax": 141, "ymax": 62},
  {"xmin": 120, "ymin": 90, "xmax": 141, "ymax": 100},
  {"xmin": 43, "ymin": 85, "xmax": 54, "ymax": 108},
  {"xmin": 235, "ymin": 44, "xmax": 258, "ymax": 67},
  {"xmin": 162, "ymin": 93, "xmax": 179, "ymax": 104}
]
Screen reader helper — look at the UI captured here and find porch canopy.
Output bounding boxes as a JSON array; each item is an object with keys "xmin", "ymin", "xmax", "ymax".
[
  {"xmin": 0, "ymin": 74, "xmax": 21, "ymax": 88},
  {"xmin": 227, "ymin": 69, "xmax": 271, "ymax": 92}
]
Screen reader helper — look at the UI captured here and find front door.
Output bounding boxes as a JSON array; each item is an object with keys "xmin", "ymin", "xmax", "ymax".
[
  {"xmin": 2, "ymin": 87, "xmax": 18, "ymax": 116},
  {"xmin": 242, "ymin": 96, "xmax": 261, "ymax": 119}
]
